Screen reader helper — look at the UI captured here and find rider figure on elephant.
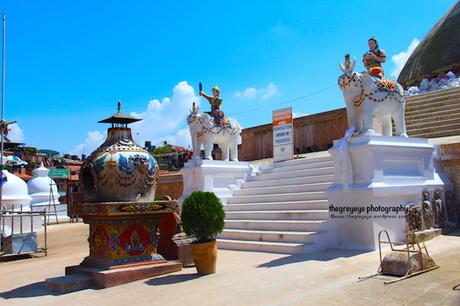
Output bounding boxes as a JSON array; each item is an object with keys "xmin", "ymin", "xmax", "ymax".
[
  {"xmin": 363, "ymin": 37, "xmax": 386, "ymax": 79},
  {"xmin": 200, "ymin": 86, "xmax": 225, "ymax": 126}
]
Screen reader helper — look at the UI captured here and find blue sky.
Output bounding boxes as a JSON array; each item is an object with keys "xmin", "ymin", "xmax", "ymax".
[{"xmin": 1, "ymin": 0, "xmax": 457, "ymax": 154}]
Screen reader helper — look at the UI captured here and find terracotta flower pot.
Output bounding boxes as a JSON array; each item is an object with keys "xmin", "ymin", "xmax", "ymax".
[{"xmin": 191, "ymin": 240, "xmax": 217, "ymax": 274}]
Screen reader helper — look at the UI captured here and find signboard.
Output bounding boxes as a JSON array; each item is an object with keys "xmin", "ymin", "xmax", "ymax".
[
  {"xmin": 48, "ymin": 168, "xmax": 70, "ymax": 179},
  {"xmin": 272, "ymin": 107, "xmax": 294, "ymax": 162}
]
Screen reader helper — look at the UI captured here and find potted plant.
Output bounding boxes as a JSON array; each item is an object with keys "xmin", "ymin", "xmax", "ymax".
[{"xmin": 180, "ymin": 191, "xmax": 225, "ymax": 274}]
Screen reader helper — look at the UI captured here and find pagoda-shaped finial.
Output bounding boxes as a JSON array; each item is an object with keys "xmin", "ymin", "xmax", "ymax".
[
  {"xmin": 191, "ymin": 101, "xmax": 198, "ymax": 113},
  {"xmin": 98, "ymin": 100, "xmax": 141, "ymax": 125}
]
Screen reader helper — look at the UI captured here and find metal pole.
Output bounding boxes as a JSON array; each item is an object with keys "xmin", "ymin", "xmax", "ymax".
[
  {"xmin": 44, "ymin": 209, "xmax": 47, "ymax": 256},
  {"xmin": 0, "ymin": 14, "xmax": 5, "ymax": 216},
  {"xmin": 1, "ymin": 14, "xmax": 5, "ymax": 164}
]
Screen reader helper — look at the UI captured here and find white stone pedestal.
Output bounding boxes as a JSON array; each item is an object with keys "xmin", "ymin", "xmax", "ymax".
[
  {"xmin": 180, "ymin": 159, "xmax": 253, "ymax": 204},
  {"xmin": 326, "ymin": 135, "xmax": 445, "ymax": 251}
]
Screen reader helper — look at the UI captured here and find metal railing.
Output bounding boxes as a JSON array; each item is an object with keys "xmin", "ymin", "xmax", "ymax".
[{"xmin": 0, "ymin": 206, "xmax": 48, "ymax": 257}]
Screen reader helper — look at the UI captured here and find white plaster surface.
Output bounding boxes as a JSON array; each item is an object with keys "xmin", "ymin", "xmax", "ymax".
[{"xmin": 326, "ymin": 135, "xmax": 447, "ymax": 250}]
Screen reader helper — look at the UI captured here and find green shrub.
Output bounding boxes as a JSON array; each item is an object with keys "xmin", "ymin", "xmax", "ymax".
[{"xmin": 181, "ymin": 191, "xmax": 225, "ymax": 243}]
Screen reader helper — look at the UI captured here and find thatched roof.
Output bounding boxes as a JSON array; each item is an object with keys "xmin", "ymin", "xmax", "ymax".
[{"xmin": 398, "ymin": 1, "xmax": 460, "ymax": 87}]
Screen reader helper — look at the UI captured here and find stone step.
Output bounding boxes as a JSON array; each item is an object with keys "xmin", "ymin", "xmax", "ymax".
[
  {"xmin": 224, "ymin": 200, "xmax": 329, "ymax": 211},
  {"xmin": 406, "ymin": 100, "xmax": 460, "ymax": 115},
  {"xmin": 406, "ymin": 92, "xmax": 460, "ymax": 110},
  {"xmin": 405, "ymin": 100, "xmax": 460, "ymax": 117},
  {"xmin": 242, "ymin": 174, "xmax": 334, "ymax": 189},
  {"xmin": 224, "ymin": 219, "xmax": 329, "ymax": 231},
  {"xmin": 262, "ymin": 160, "xmax": 335, "ymax": 174},
  {"xmin": 407, "ymin": 121, "xmax": 460, "ymax": 135},
  {"xmin": 407, "ymin": 108, "xmax": 460, "ymax": 125},
  {"xmin": 221, "ymin": 150, "xmax": 334, "ymax": 255},
  {"xmin": 218, "ymin": 229, "xmax": 318, "ymax": 243},
  {"xmin": 409, "ymin": 127, "xmax": 460, "ymax": 139},
  {"xmin": 406, "ymin": 111, "xmax": 460, "ymax": 126},
  {"xmin": 273, "ymin": 155, "xmax": 332, "ymax": 168},
  {"xmin": 224, "ymin": 210, "xmax": 329, "ymax": 220},
  {"xmin": 251, "ymin": 167, "xmax": 334, "ymax": 181},
  {"xmin": 217, "ymin": 238, "xmax": 309, "ymax": 254},
  {"xmin": 406, "ymin": 108, "xmax": 460, "ymax": 123},
  {"xmin": 227, "ymin": 191, "xmax": 327, "ymax": 204},
  {"xmin": 407, "ymin": 116, "xmax": 460, "ymax": 130},
  {"xmin": 46, "ymin": 274, "xmax": 94, "ymax": 294},
  {"xmin": 234, "ymin": 182, "xmax": 332, "ymax": 196}
]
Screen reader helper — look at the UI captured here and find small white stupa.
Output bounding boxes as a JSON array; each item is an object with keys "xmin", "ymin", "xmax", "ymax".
[
  {"xmin": 28, "ymin": 162, "xmax": 60, "ymax": 206},
  {"xmin": 1, "ymin": 169, "xmax": 42, "ymax": 236},
  {"xmin": 27, "ymin": 163, "xmax": 68, "ymax": 222},
  {"xmin": 1, "ymin": 169, "xmax": 32, "ymax": 208}
]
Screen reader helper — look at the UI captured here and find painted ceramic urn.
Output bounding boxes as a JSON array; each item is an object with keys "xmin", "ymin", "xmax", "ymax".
[
  {"xmin": 58, "ymin": 101, "xmax": 182, "ymax": 283},
  {"xmin": 80, "ymin": 101, "xmax": 159, "ymax": 202}
]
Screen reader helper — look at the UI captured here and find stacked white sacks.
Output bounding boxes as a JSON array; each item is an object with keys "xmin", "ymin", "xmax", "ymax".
[{"xmin": 406, "ymin": 71, "xmax": 460, "ymax": 96}]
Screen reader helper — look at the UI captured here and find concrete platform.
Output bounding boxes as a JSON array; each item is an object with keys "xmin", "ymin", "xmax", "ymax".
[
  {"xmin": 46, "ymin": 274, "xmax": 94, "ymax": 294},
  {"xmin": 1, "ymin": 223, "xmax": 460, "ymax": 305},
  {"xmin": 64, "ymin": 261, "xmax": 182, "ymax": 289}
]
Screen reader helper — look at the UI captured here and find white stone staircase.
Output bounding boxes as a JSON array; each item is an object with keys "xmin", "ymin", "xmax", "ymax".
[
  {"xmin": 405, "ymin": 86, "xmax": 460, "ymax": 138},
  {"xmin": 217, "ymin": 153, "xmax": 334, "ymax": 254}
]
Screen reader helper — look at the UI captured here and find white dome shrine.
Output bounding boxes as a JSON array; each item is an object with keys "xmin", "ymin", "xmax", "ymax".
[
  {"xmin": 1, "ymin": 170, "xmax": 43, "ymax": 237},
  {"xmin": 1, "ymin": 169, "xmax": 32, "ymax": 208},
  {"xmin": 27, "ymin": 163, "xmax": 60, "ymax": 205}
]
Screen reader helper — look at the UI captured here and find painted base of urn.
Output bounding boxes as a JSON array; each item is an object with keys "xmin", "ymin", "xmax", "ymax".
[
  {"xmin": 46, "ymin": 200, "xmax": 183, "ymax": 293},
  {"xmin": 46, "ymin": 261, "xmax": 182, "ymax": 293},
  {"xmin": 68, "ymin": 261, "xmax": 182, "ymax": 288}
]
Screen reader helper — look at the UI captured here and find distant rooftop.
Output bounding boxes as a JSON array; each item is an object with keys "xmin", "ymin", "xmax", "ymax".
[{"xmin": 3, "ymin": 135, "xmax": 23, "ymax": 150}]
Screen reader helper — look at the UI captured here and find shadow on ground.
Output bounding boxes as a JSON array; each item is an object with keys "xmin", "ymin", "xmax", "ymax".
[
  {"xmin": 0, "ymin": 254, "xmax": 34, "ymax": 263},
  {"xmin": 444, "ymin": 229, "xmax": 460, "ymax": 237},
  {"xmin": 145, "ymin": 271, "xmax": 203, "ymax": 286},
  {"xmin": 0, "ymin": 281, "xmax": 59, "ymax": 299},
  {"xmin": 256, "ymin": 248, "xmax": 371, "ymax": 268}
]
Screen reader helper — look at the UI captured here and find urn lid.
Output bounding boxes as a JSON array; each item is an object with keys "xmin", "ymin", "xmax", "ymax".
[{"xmin": 98, "ymin": 100, "xmax": 142, "ymax": 126}]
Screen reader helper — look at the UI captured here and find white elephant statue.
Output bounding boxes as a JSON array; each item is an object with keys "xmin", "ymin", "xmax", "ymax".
[
  {"xmin": 187, "ymin": 103, "xmax": 241, "ymax": 161},
  {"xmin": 338, "ymin": 57, "xmax": 407, "ymax": 137}
]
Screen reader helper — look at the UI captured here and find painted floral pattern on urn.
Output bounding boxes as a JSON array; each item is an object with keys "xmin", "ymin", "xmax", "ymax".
[{"xmin": 81, "ymin": 127, "xmax": 159, "ymax": 202}]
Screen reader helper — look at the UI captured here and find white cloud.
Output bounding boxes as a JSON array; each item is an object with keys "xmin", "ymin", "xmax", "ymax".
[
  {"xmin": 162, "ymin": 128, "xmax": 192, "ymax": 149},
  {"xmin": 130, "ymin": 81, "xmax": 199, "ymax": 148},
  {"xmin": 8, "ymin": 123, "xmax": 25, "ymax": 143},
  {"xmin": 71, "ymin": 130, "xmax": 105, "ymax": 156},
  {"xmin": 261, "ymin": 83, "xmax": 280, "ymax": 100},
  {"xmin": 234, "ymin": 87, "xmax": 258, "ymax": 99},
  {"xmin": 390, "ymin": 38, "xmax": 420, "ymax": 78},
  {"xmin": 234, "ymin": 82, "xmax": 280, "ymax": 101},
  {"xmin": 71, "ymin": 81, "xmax": 199, "ymax": 155}
]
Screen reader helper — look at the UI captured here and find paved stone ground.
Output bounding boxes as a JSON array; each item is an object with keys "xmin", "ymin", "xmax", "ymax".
[{"xmin": 1, "ymin": 223, "xmax": 460, "ymax": 306}]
